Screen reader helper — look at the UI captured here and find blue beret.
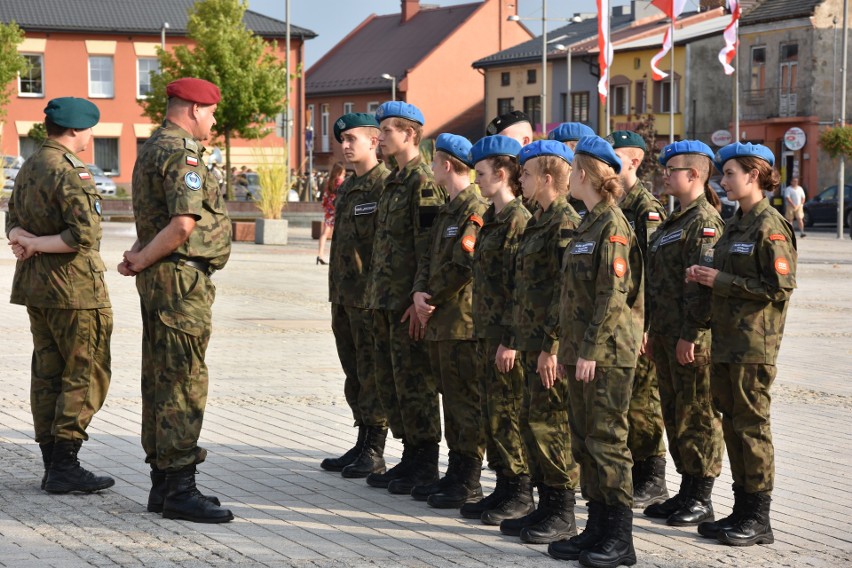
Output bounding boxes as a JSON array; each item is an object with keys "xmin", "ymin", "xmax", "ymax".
[
  {"xmin": 435, "ymin": 133, "xmax": 473, "ymax": 167},
  {"xmin": 574, "ymin": 135, "xmax": 623, "ymax": 174},
  {"xmin": 607, "ymin": 130, "xmax": 646, "ymax": 151},
  {"xmin": 659, "ymin": 140, "xmax": 715, "ymax": 166},
  {"xmin": 44, "ymin": 97, "xmax": 100, "ymax": 129},
  {"xmin": 714, "ymin": 142, "xmax": 775, "ymax": 172},
  {"xmin": 334, "ymin": 112, "xmax": 380, "ymax": 143},
  {"xmin": 468, "ymin": 135, "xmax": 522, "ymax": 165},
  {"xmin": 519, "ymin": 140, "xmax": 574, "ymax": 166},
  {"xmin": 375, "ymin": 101, "xmax": 425, "ymax": 126},
  {"xmin": 548, "ymin": 122, "xmax": 596, "ymax": 142}
]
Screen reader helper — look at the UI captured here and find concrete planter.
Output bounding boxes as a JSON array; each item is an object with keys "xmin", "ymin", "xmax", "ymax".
[{"xmin": 255, "ymin": 218, "xmax": 288, "ymax": 245}]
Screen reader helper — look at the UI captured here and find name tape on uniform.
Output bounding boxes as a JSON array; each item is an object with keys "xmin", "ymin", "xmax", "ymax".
[
  {"xmin": 354, "ymin": 202, "xmax": 377, "ymax": 216},
  {"xmin": 659, "ymin": 230, "xmax": 684, "ymax": 247},
  {"xmin": 445, "ymin": 225, "xmax": 459, "ymax": 238},
  {"xmin": 730, "ymin": 242, "xmax": 755, "ymax": 255},
  {"xmin": 571, "ymin": 241, "xmax": 596, "ymax": 255}
]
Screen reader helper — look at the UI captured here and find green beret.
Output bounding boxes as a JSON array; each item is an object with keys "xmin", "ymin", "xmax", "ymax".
[
  {"xmin": 334, "ymin": 113, "xmax": 380, "ymax": 143},
  {"xmin": 607, "ymin": 130, "xmax": 646, "ymax": 152},
  {"xmin": 44, "ymin": 97, "xmax": 100, "ymax": 129}
]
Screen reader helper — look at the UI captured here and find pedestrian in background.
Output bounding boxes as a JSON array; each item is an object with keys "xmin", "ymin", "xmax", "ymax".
[
  {"xmin": 316, "ymin": 161, "xmax": 345, "ymax": 265},
  {"xmin": 783, "ymin": 176, "xmax": 806, "ymax": 238}
]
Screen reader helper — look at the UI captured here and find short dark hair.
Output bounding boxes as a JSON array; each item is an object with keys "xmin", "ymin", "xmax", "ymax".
[{"xmin": 44, "ymin": 118, "xmax": 70, "ymax": 137}]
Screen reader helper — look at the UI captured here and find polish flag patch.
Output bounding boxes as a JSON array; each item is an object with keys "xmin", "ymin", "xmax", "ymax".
[
  {"xmin": 78, "ymin": 172, "xmax": 91, "ymax": 180},
  {"xmin": 702, "ymin": 227, "xmax": 716, "ymax": 237},
  {"xmin": 648, "ymin": 211, "xmax": 661, "ymax": 221},
  {"xmin": 186, "ymin": 156, "xmax": 199, "ymax": 166}
]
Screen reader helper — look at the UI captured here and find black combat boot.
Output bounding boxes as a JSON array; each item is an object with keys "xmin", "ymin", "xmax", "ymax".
[
  {"xmin": 632, "ymin": 456, "xmax": 669, "ymax": 509},
  {"xmin": 411, "ymin": 451, "xmax": 460, "ymax": 501},
  {"xmin": 698, "ymin": 485, "xmax": 746, "ymax": 539},
  {"xmin": 366, "ymin": 440, "xmax": 412, "ymax": 488},
  {"xmin": 428, "ymin": 455, "xmax": 483, "ymax": 509},
  {"xmin": 147, "ymin": 466, "xmax": 221, "ymax": 513},
  {"xmin": 548, "ymin": 500, "xmax": 607, "ymax": 561},
  {"xmin": 387, "ymin": 442, "xmax": 439, "ymax": 495},
  {"xmin": 162, "ymin": 466, "xmax": 233, "ymax": 523},
  {"xmin": 717, "ymin": 491, "xmax": 774, "ymax": 546},
  {"xmin": 460, "ymin": 471, "xmax": 508, "ymax": 519},
  {"xmin": 499, "ymin": 484, "xmax": 548, "ymax": 536},
  {"xmin": 520, "ymin": 487, "xmax": 577, "ymax": 544},
  {"xmin": 667, "ymin": 476, "xmax": 714, "ymax": 526},
  {"xmin": 39, "ymin": 441, "xmax": 54, "ymax": 490},
  {"xmin": 44, "ymin": 440, "xmax": 115, "ymax": 494},
  {"xmin": 644, "ymin": 474, "xmax": 692, "ymax": 518},
  {"xmin": 579, "ymin": 504, "xmax": 637, "ymax": 568},
  {"xmin": 342, "ymin": 426, "xmax": 387, "ymax": 479},
  {"xmin": 481, "ymin": 474, "xmax": 536, "ymax": 525},
  {"xmin": 320, "ymin": 426, "xmax": 365, "ymax": 472}
]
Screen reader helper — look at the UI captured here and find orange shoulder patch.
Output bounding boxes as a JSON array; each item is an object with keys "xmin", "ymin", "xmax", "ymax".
[
  {"xmin": 769, "ymin": 233, "xmax": 787, "ymax": 242},
  {"xmin": 774, "ymin": 257, "xmax": 791, "ymax": 275},
  {"xmin": 609, "ymin": 235, "xmax": 628, "ymax": 246},
  {"xmin": 461, "ymin": 235, "xmax": 476, "ymax": 253},
  {"xmin": 469, "ymin": 214, "xmax": 484, "ymax": 227},
  {"xmin": 613, "ymin": 257, "xmax": 627, "ymax": 278}
]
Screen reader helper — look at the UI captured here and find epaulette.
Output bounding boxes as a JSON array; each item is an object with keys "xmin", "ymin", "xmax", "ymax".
[
  {"xmin": 64, "ymin": 153, "xmax": 85, "ymax": 168},
  {"xmin": 469, "ymin": 214, "xmax": 484, "ymax": 227},
  {"xmin": 184, "ymin": 138, "xmax": 199, "ymax": 153}
]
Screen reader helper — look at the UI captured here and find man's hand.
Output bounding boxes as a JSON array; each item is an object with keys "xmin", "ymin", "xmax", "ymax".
[
  {"xmin": 123, "ymin": 250, "xmax": 149, "ymax": 273},
  {"xmin": 117, "ymin": 260, "xmax": 138, "ymax": 277},
  {"xmin": 575, "ymin": 357, "xmax": 597, "ymax": 383},
  {"xmin": 685, "ymin": 265, "xmax": 719, "ymax": 288},
  {"xmin": 495, "ymin": 344, "xmax": 517, "ymax": 374},
  {"xmin": 537, "ymin": 351, "xmax": 559, "ymax": 389},
  {"xmin": 413, "ymin": 291, "xmax": 435, "ymax": 323},
  {"xmin": 10, "ymin": 235, "xmax": 38, "ymax": 260},
  {"xmin": 402, "ymin": 304, "xmax": 426, "ymax": 340},
  {"xmin": 676, "ymin": 339, "xmax": 696, "ymax": 366}
]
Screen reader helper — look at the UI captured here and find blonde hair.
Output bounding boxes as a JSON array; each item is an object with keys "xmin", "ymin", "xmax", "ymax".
[
  {"xmin": 531, "ymin": 155, "xmax": 571, "ymax": 196},
  {"xmin": 388, "ymin": 117, "xmax": 423, "ymax": 145},
  {"xmin": 573, "ymin": 154, "xmax": 623, "ymax": 204},
  {"xmin": 436, "ymin": 150, "xmax": 470, "ymax": 176}
]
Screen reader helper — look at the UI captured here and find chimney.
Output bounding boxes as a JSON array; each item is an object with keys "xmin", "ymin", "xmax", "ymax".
[{"xmin": 401, "ymin": 0, "xmax": 420, "ymax": 23}]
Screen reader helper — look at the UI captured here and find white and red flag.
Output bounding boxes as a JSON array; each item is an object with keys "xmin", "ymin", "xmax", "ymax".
[
  {"xmin": 718, "ymin": 0, "xmax": 741, "ymax": 75},
  {"xmin": 650, "ymin": 0, "xmax": 687, "ymax": 81},
  {"xmin": 597, "ymin": 0, "xmax": 612, "ymax": 103}
]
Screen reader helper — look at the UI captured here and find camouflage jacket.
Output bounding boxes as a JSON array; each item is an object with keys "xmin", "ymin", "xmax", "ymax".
[
  {"xmin": 619, "ymin": 179, "xmax": 666, "ymax": 252},
  {"xmin": 710, "ymin": 198, "xmax": 797, "ymax": 364},
  {"xmin": 647, "ymin": 193, "xmax": 724, "ymax": 345},
  {"xmin": 132, "ymin": 120, "xmax": 231, "ymax": 270},
  {"xmin": 558, "ymin": 200, "xmax": 644, "ymax": 367},
  {"xmin": 472, "ymin": 197, "xmax": 531, "ymax": 341},
  {"xmin": 7, "ymin": 140, "xmax": 110, "ymax": 309},
  {"xmin": 367, "ymin": 155, "xmax": 447, "ymax": 311},
  {"xmin": 510, "ymin": 196, "xmax": 581, "ymax": 353},
  {"xmin": 328, "ymin": 162, "xmax": 390, "ymax": 307},
  {"xmin": 413, "ymin": 185, "xmax": 488, "ymax": 340}
]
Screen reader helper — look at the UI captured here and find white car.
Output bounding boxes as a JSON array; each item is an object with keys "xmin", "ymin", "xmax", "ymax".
[
  {"xmin": 2, "ymin": 155, "xmax": 23, "ymax": 191},
  {"xmin": 85, "ymin": 164, "xmax": 117, "ymax": 196}
]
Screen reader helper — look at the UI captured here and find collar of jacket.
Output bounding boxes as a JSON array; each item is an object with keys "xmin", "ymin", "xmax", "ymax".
[{"xmin": 729, "ymin": 195, "xmax": 770, "ymax": 229}]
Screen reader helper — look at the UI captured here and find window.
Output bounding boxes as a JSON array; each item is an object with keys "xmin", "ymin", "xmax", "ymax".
[
  {"xmin": 750, "ymin": 46, "xmax": 766, "ymax": 93},
  {"xmin": 94, "ymin": 138, "xmax": 119, "ymax": 175},
  {"xmin": 497, "ymin": 97, "xmax": 514, "ymax": 115},
  {"xmin": 780, "ymin": 43, "xmax": 798, "ymax": 92},
  {"xmin": 321, "ymin": 103, "xmax": 329, "ymax": 152},
  {"xmin": 367, "ymin": 101, "xmax": 380, "ymax": 113},
  {"xmin": 634, "ymin": 81, "xmax": 646, "ymax": 114},
  {"xmin": 611, "ymin": 84, "xmax": 629, "ymax": 115},
  {"xmin": 137, "ymin": 58, "xmax": 159, "ymax": 98},
  {"xmin": 523, "ymin": 95, "xmax": 541, "ymax": 129},
  {"xmin": 653, "ymin": 78, "xmax": 680, "ymax": 113},
  {"xmin": 571, "ymin": 92, "xmax": 589, "ymax": 123},
  {"xmin": 343, "ymin": 102, "xmax": 354, "ymax": 114},
  {"xmin": 89, "ymin": 56, "xmax": 114, "ymax": 98},
  {"xmin": 19, "ymin": 136, "xmax": 40, "ymax": 159},
  {"xmin": 501, "ymin": 72, "xmax": 510, "ymax": 86},
  {"xmin": 527, "ymin": 69, "xmax": 537, "ymax": 84},
  {"xmin": 19, "ymin": 54, "xmax": 44, "ymax": 97}
]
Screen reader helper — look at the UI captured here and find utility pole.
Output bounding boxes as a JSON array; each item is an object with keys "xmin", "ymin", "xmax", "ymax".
[{"xmin": 838, "ymin": 0, "xmax": 848, "ymax": 238}]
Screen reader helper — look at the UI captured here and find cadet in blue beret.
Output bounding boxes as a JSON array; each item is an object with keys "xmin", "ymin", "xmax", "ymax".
[
  {"xmin": 486, "ymin": 111, "xmax": 534, "ymax": 146},
  {"xmin": 505, "ymin": 137, "xmax": 582, "ymax": 544},
  {"xmin": 434, "ymin": 133, "xmax": 473, "ymax": 167},
  {"xmin": 574, "ymin": 136, "xmax": 622, "ymax": 174},
  {"xmin": 468, "ymin": 135, "xmax": 522, "ymax": 165},
  {"xmin": 608, "ymin": 130, "xmax": 670, "ymax": 510},
  {"xmin": 659, "ymin": 140, "xmax": 715, "ymax": 165},
  {"xmin": 375, "ymin": 101, "xmax": 425, "ymax": 125},
  {"xmin": 548, "ymin": 123, "xmax": 596, "ymax": 148},
  {"xmin": 687, "ymin": 140, "xmax": 795, "ymax": 548}
]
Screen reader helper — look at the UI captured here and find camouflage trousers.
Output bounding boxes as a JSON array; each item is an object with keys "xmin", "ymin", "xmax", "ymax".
[
  {"xmin": 566, "ymin": 365, "xmax": 634, "ymax": 508},
  {"xmin": 331, "ymin": 303, "xmax": 387, "ymax": 428},
  {"xmin": 627, "ymin": 354, "xmax": 667, "ymax": 461},
  {"xmin": 430, "ymin": 340, "xmax": 483, "ymax": 460},
  {"xmin": 27, "ymin": 306, "xmax": 112, "ymax": 443},
  {"xmin": 478, "ymin": 338, "xmax": 527, "ymax": 476},
  {"xmin": 711, "ymin": 363, "xmax": 776, "ymax": 493},
  {"xmin": 519, "ymin": 351, "xmax": 579, "ymax": 490},
  {"xmin": 372, "ymin": 309, "xmax": 441, "ymax": 446},
  {"xmin": 137, "ymin": 261, "xmax": 214, "ymax": 471},
  {"xmin": 651, "ymin": 335, "xmax": 723, "ymax": 478}
]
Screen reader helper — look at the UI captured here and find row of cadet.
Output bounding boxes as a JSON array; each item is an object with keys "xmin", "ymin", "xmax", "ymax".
[{"xmin": 320, "ymin": 103, "xmax": 796, "ymax": 568}]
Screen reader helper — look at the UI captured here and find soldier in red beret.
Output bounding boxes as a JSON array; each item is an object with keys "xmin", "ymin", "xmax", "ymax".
[{"xmin": 119, "ymin": 78, "xmax": 233, "ymax": 523}]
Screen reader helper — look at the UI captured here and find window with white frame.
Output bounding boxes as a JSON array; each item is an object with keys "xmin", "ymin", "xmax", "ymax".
[
  {"xmin": 94, "ymin": 138, "xmax": 119, "ymax": 175},
  {"xmin": 343, "ymin": 102, "xmax": 354, "ymax": 114},
  {"xmin": 19, "ymin": 54, "xmax": 44, "ymax": 97},
  {"xmin": 137, "ymin": 58, "xmax": 160, "ymax": 98},
  {"xmin": 367, "ymin": 101, "xmax": 379, "ymax": 113},
  {"xmin": 321, "ymin": 103, "xmax": 329, "ymax": 152},
  {"xmin": 89, "ymin": 56, "xmax": 114, "ymax": 98}
]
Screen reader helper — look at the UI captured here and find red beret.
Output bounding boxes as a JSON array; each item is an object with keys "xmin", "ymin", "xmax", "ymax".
[{"xmin": 166, "ymin": 78, "xmax": 221, "ymax": 105}]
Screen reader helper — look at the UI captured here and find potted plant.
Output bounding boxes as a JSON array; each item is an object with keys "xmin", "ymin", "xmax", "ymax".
[{"xmin": 253, "ymin": 146, "xmax": 288, "ymax": 245}]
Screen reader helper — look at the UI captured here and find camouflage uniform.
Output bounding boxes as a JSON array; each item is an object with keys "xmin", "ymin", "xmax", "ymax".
[
  {"xmin": 619, "ymin": 180, "xmax": 667, "ymax": 462},
  {"xmin": 509, "ymin": 196, "xmax": 581, "ymax": 490},
  {"xmin": 6, "ymin": 140, "xmax": 112, "ymax": 444},
  {"xmin": 559, "ymin": 200, "xmax": 644, "ymax": 508},
  {"xmin": 709, "ymin": 198, "xmax": 796, "ymax": 493},
  {"xmin": 328, "ymin": 163, "xmax": 390, "ymax": 429},
  {"xmin": 647, "ymin": 193, "xmax": 724, "ymax": 478},
  {"xmin": 367, "ymin": 156, "xmax": 446, "ymax": 446},
  {"xmin": 472, "ymin": 197, "xmax": 531, "ymax": 476},
  {"xmin": 413, "ymin": 185, "xmax": 487, "ymax": 460},
  {"xmin": 132, "ymin": 120, "xmax": 232, "ymax": 471}
]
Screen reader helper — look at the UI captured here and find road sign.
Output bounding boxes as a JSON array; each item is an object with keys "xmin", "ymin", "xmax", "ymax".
[
  {"xmin": 784, "ymin": 127, "xmax": 806, "ymax": 151},
  {"xmin": 711, "ymin": 129, "xmax": 733, "ymax": 146}
]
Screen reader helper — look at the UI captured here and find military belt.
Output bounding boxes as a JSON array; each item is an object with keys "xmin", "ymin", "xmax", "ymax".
[{"xmin": 166, "ymin": 253, "xmax": 215, "ymax": 277}]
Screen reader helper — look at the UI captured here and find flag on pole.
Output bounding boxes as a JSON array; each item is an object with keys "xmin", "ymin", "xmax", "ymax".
[
  {"xmin": 597, "ymin": 0, "xmax": 612, "ymax": 103},
  {"xmin": 650, "ymin": 0, "xmax": 687, "ymax": 81},
  {"xmin": 718, "ymin": 0, "xmax": 741, "ymax": 75}
]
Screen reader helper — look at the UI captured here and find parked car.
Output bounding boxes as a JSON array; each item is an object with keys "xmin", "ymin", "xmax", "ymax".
[
  {"xmin": 2, "ymin": 155, "xmax": 23, "ymax": 191},
  {"xmin": 709, "ymin": 177, "xmax": 739, "ymax": 220},
  {"xmin": 85, "ymin": 164, "xmax": 117, "ymax": 195},
  {"xmin": 803, "ymin": 184, "xmax": 852, "ymax": 227}
]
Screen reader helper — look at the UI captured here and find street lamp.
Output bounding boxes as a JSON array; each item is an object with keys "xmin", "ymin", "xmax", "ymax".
[
  {"xmin": 160, "ymin": 22, "xmax": 169, "ymax": 51},
  {"xmin": 381, "ymin": 73, "xmax": 396, "ymax": 101}
]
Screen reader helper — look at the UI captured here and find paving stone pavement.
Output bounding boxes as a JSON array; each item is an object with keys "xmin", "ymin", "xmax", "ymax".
[{"xmin": 0, "ymin": 223, "xmax": 850, "ymax": 568}]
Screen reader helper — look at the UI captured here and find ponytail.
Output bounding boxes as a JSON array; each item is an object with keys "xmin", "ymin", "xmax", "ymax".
[{"xmin": 704, "ymin": 182, "xmax": 722, "ymax": 213}]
